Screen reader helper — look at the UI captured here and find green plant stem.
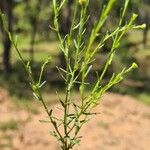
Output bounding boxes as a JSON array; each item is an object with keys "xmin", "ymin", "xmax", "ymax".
[{"xmin": 80, "ymin": 0, "xmax": 115, "ymax": 104}]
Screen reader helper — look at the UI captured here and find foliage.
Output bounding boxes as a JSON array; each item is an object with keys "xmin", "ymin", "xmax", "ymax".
[
  {"xmin": 0, "ymin": 0, "xmax": 145, "ymax": 149},
  {"xmin": 0, "ymin": 120, "xmax": 18, "ymax": 131}
]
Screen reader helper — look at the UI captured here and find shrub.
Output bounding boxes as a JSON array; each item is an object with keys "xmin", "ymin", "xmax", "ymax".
[{"xmin": 0, "ymin": 0, "xmax": 145, "ymax": 149}]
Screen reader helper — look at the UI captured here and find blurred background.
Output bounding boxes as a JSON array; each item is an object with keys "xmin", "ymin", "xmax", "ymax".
[{"xmin": 0, "ymin": 0, "xmax": 150, "ymax": 150}]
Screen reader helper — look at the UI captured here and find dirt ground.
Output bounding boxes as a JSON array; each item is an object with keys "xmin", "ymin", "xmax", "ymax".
[{"xmin": 0, "ymin": 88, "xmax": 150, "ymax": 150}]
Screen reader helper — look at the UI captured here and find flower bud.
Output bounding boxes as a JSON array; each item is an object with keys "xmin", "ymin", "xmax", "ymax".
[
  {"xmin": 125, "ymin": 62, "xmax": 138, "ymax": 74},
  {"xmin": 79, "ymin": 0, "xmax": 87, "ymax": 5},
  {"xmin": 131, "ymin": 62, "xmax": 138, "ymax": 69},
  {"xmin": 132, "ymin": 13, "xmax": 138, "ymax": 19}
]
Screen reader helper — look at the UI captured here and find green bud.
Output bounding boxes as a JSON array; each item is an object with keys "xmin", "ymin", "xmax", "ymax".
[
  {"xmin": 79, "ymin": 0, "xmax": 87, "ymax": 5},
  {"xmin": 141, "ymin": 24, "xmax": 147, "ymax": 29},
  {"xmin": 130, "ymin": 13, "xmax": 138, "ymax": 23},
  {"xmin": 131, "ymin": 62, "xmax": 138, "ymax": 69},
  {"xmin": 132, "ymin": 13, "xmax": 138, "ymax": 19},
  {"xmin": 125, "ymin": 62, "xmax": 138, "ymax": 74}
]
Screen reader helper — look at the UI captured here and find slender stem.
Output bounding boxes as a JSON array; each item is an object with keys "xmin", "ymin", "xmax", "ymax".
[{"xmin": 40, "ymin": 96, "xmax": 63, "ymax": 141}]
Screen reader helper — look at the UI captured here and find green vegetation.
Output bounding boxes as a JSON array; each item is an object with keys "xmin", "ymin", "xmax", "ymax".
[
  {"xmin": 1, "ymin": 0, "xmax": 146, "ymax": 150},
  {"xmin": 0, "ymin": 0, "xmax": 150, "ymax": 150},
  {"xmin": 0, "ymin": 120, "xmax": 19, "ymax": 131},
  {"xmin": 137, "ymin": 92, "xmax": 150, "ymax": 105},
  {"xmin": 0, "ymin": 0, "xmax": 150, "ymax": 105}
]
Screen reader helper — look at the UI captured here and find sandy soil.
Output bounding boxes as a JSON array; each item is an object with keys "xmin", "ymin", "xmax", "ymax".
[{"xmin": 0, "ymin": 88, "xmax": 150, "ymax": 150}]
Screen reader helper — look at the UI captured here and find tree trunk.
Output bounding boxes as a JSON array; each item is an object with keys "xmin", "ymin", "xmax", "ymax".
[
  {"xmin": 0, "ymin": 0, "xmax": 13, "ymax": 73},
  {"xmin": 3, "ymin": 34, "xmax": 11, "ymax": 72}
]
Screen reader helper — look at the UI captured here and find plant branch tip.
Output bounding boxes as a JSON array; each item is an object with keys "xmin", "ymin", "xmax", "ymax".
[
  {"xmin": 79, "ymin": 0, "xmax": 87, "ymax": 5},
  {"xmin": 131, "ymin": 62, "xmax": 138, "ymax": 69}
]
